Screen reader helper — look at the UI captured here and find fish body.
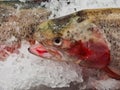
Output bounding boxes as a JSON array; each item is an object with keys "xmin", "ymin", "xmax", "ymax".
[
  {"xmin": 0, "ymin": 1, "xmax": 50, "ymax": 60},
  {"xmin": 29, "ymin": 8, "xmax": 120, "ymax": 80}
]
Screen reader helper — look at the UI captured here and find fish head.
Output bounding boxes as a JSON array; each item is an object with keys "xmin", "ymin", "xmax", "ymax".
[
  {"xmin": 29, "ymin": 13, "xmax": 110, "ymax": 68},
  {"xmin": 29, "ymin": 15, "xmax": 78, "ymax": 62}
]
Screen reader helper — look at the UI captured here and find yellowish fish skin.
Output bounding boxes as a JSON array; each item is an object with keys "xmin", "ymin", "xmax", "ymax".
[{"xmin": 32, "ymin": 8, "xmax": 120, "ymax": 79}]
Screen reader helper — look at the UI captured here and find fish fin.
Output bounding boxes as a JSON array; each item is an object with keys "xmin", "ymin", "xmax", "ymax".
[
  {"xmin": 102, "ymin": 66, "xmax": 120, "ymax": 80},
  {"xmin": 79, "ymin": 60, "xmax": 120, "ymax": 80}
]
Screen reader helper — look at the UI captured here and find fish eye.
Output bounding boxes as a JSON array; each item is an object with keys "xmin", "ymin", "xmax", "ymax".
[{"xmin": 53, "ymin": 37, "xmax": 62, "ymax": 46}]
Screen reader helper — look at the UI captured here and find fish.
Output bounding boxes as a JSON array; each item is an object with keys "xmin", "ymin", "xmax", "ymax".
[
  {"xmin": 29, "ymin": 8, "xmax": 120, "ymax": 80},
  {"xmin": 0, "ymin": 1, "xmax": 50, "ymax": 60}
]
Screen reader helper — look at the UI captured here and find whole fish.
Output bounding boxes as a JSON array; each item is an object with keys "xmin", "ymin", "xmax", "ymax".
[
  {"xmin": 0, "ymin": 1, "xmax": 50, "ymax": 60},
  {"xmin": 29, "ymin": 8, "xmax": 120, "ymax": 80}
]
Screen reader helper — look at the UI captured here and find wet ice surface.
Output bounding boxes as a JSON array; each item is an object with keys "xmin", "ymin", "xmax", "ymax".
[{"xmin": 0, "ymin": 0, "xmax": 120, "ymax": 90}]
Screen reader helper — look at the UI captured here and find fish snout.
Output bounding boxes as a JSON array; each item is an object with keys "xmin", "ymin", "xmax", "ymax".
[{"xmin": 28, "ymin": 44, "xmax": 64, "ymax": 61}]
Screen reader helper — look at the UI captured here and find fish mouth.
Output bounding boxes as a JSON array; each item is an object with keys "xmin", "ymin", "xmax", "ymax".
[{"xmin": 28, "ymin": 44, "xmax": 63, "ymax": 61}]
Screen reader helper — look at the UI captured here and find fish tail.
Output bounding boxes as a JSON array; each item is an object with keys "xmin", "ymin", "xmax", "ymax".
[{"xmin": 103, "ymin": 66, "xmax": 120, "ymax": 80}]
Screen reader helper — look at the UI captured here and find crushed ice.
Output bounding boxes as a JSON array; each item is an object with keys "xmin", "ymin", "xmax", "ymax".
[{"xmin": 0, "ymin": 41, "xmax": 83, "ymax": 90}]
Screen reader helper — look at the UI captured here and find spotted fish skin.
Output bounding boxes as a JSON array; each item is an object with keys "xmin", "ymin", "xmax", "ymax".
[
  {"xmin": 29, "ymin": 8, "xmax": 120, "ymax": 80},
  {"xmin": 76, "ymin": 8, "xmax": 120, "ymax": 73}
]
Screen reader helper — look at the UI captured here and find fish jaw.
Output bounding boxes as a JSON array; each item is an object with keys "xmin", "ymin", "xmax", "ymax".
[{"xmin": 28, "ymin": 44, "xmax": 64, "ymax": 61}]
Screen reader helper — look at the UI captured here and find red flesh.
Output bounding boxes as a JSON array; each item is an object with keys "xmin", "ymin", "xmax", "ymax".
[
  {"xmin": 68, "ymin": 40, "xmax": 93, "ymax": 59},
  {"xmin": 68, "ymin": 40, "xmax": 110, "ymax": 68},
  {"xmin": 36, "ymin": 49, "xmax": 48, "ymax": 54},
  {"xmin": 68, "ymin": 40, "xmax": 120, "ymax": 79}
]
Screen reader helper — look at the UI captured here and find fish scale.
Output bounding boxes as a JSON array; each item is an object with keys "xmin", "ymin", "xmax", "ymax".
[
  {"xmin": 29, "ymin": 8, "xmax": 120, "ymax": 80},
  {"xmin": 95, "ymin": 19, "xmax": 120, "ymax": 72}
]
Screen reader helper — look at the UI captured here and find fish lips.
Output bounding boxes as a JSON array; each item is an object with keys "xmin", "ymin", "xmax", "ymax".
[
  {"xmin": 28, "ymin": 44, "xmax": 52, "ymax": 58},
  {"xmin": 28, "ymin": 44, "xmax": 63, "ymax": 60}
]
